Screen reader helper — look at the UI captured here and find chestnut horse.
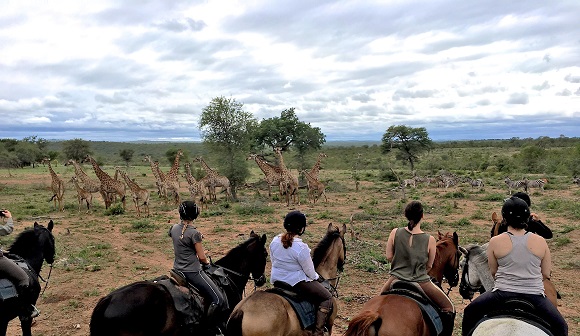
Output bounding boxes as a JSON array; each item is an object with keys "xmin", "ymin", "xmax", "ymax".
[
  {"xmin": 227, "ymin": 223, "xmax": 347, "ymax": 336},
  {"xmin": 344, "ymin": 231, "xmax": 461, "ymax": 336},
  {"xmin": 89, "ymin": 231, "xmax": 268, "ymax": 336}
]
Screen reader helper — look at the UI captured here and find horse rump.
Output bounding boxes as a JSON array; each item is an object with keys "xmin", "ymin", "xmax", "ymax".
[
  {"xmin": 89, "ymin": 281, "xmax": 179, "ymax": 336},
  {"xmin": 226, "ymin": 308, "xmax": 244, "ymax": 336},
  {"xmin": 344, "ymin": 310, "xmax": 381, "ymax": 336}
]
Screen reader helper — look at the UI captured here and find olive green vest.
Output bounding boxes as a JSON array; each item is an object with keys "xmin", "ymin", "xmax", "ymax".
[{"xmin": 389, "ymin": 228, "xmax": 430, "ymax": 282}]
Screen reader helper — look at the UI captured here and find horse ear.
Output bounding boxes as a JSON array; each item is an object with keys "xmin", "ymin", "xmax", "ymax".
[
  {"xmin": 260, "ymin": 234, "xmax": 266, "ymax": 245},
  {"xmin": 453, "ymin": 232, "xmax": 459, "ymax": 246},
  {"xmin": 340, "ymin": 223, "xmax": 347, "ymax": 238},
  {"xmin": 48, "ymin": 219, "xmax": 54, "ymax": 232},
  {"xmin": 34, "ymin": 221, "xmax": 39, "ymax": 227},
  {"xmin": 250, "ymin": 230, "xmax": 256, "ymax": 237},
  {"xmin": 437, "ymin": 231, "xmax": 443, "ymax": 239},
  {"xmin": 327, "ymin": 223, "xmax": 334, "ymax": 233}
]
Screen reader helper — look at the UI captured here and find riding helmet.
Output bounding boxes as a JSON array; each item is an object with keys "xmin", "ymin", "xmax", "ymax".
[
  {"xmin": 512, "ymin": 191, "xmax": 531, "ymax": 207},
  {"xmin": 283, "ymin": 210, "xmax": 307, "ymax": 235},
  {"xmin": 179, "ymin": 201, "xmax": 200, "ymax": 221},
  {"xmin": 501, "ymin": 196, "xmax": 530, "ymax": 225}
]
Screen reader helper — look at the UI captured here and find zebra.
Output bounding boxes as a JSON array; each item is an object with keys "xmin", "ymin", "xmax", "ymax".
[
  {"xmin": 504, "ymin": 177, "xmax": 526, "ymax": 194},
  {"xmin": 573, "ymin": 176, "xmax": 580, "ymax": 185},
  {"xmin": 402, "ymin": 178, "xmax": 416, "ymax": 188},
  {"xmin": 525, "ymin": 178, "xmax": 547, "ymax": 192},
  {"xmin": 440, "ymin": 175, "xmax": 459, "ymax": 189},
  {"xmin": 464, "ymin": 177, "xmax": 484, "ymax": 189}
]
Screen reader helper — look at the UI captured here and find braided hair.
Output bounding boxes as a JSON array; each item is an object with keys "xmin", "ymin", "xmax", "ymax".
[{"xmin": 405, "ymin": 201, "xmax": 424, "ymax": 231}]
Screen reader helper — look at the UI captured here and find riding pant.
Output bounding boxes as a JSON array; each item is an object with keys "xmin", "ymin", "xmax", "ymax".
[
  {"xmin": 381, "ymin": 276, "xmax": 455, "ymax": 313},
  {"xmin": 0, "ymin": 254, "xmax": 29, "ymax": 286},
  {"xmin": 293, "ymin": 280, "xmax": 333, "ymax": 311},
  {"xmin": 183, "ymin": 270, "xmax": 226, "ymax": 309},
  {"xmin": 462, "ymin": 289, "xmax": 568, "ymax": 336}
]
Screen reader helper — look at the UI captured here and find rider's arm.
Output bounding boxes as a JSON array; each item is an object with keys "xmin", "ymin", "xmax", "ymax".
[
  {"xmin": 540, "ymin": 240, "xmax": 552, "ymax": 280},
  {"xmin": 487, "ymin": 238, "xmax": 499, "ymax": 278},
  {"xmin": 425, "ymin": 235, "xmax": 436, "ymax": 272},
  {"xmin": 195, "ymin": 242, "xmax": 210, "ymax": 265},
  {"xmin": 297, "ymin": 248, "xmax": 319, "ymax": 281},
  {"xmin": 385, "ymin": 228, "xmax": 397, "ymax": 262},
  {"xmin": 0, "ymin": 212, "xmax": 14, "ymax": 236}
]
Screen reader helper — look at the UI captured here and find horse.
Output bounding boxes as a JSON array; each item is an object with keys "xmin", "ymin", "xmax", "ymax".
[
  {"xmin": 226, "ymin": 223, "xmax": 347, "ymax": 336},
  {"xmin": 0, "ymin": 220, "xmax": 56, "ymax": 336},
  {"xmin": 343, "ymin": 231, "xmax": 461, "ymax": 336},
  {"xmin": 458, "ymin": 243, "xmax": 558, "ymax": 307},
  {"xmin": 89, "ymin": 230, "xmax": 268, "ymax": 336}
]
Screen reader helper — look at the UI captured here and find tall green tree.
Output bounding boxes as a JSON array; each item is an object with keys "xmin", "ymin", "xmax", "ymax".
[
  {"xmin": 381, "ymin": 125, "xmax": 432, "ymax": 171},
  {"xmin": 255, "ymin": 108, "xmax": 325, "ymax": 170},
  {"xmin": 62, "ymin": 138, "xmax": 92, "ymax": 162},
  {"xmin": 199, "ymin": 96, "xmax": 258, "ymax": 199},
  {"xmin": 119, "ymin": 149, "xmax": 135, "ymax": 168}
]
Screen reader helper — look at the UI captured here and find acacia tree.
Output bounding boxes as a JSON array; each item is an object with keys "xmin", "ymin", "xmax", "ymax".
[
  {"xmin": 62, "ymin": 138, "xmax": 92, "ymax": 162},
  {"xmin": 255, "ymin": 108, "xmax": 325, "ymax": 170},
  {"xmin": 381, "ymin": 125, "xmax": 432, "ymax": 171},
  {"xmin": 199, "ymin": 96, "xmax": 258, "ymax": 199},
  {"xmin": 119, "ymin": 149, "xmax": 135, "ymax": 168}
]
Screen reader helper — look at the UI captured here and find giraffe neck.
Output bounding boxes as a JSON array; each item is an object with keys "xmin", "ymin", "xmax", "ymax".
[
  {"xmin": 119, "ymin": 170, "xmax": 139, "ymax": 191},
  {"xmin": 89, "ymin": 157, "xmax": 113, "ymax": 182},
  {"xmin": 254, "ymin": 156, "xmax": 276, "ymax": 175},
  {"xmin": 275, "ymin": 150, "xmax": 288, "ymax": 171},
  {"xmin": 167, "ymin": 154, "xmax": 181, "ymax": 180},
  {"xmin": 71, "ymin": 161, "xmax": 90, "ymax": 181},
  {"xmin": 199, "ymin": 158, "xmax": 216, "ymax": 176},
  {"xmin": 47, "ymin": 161, "xmax": 61, "ymax": 181},
  {"xmin": 185, "ymin": 164, "xmax": 196, "ymax": 184}
]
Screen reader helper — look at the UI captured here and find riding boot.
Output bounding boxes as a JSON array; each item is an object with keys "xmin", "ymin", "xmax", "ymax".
[
  {"xmin": 206, "ymin": 302, "xmax": 224, "ymax": 336},
  {"xmin": 16, "ymin": 284, "xmax": 40, "ymax": 318},
  {"xmin": 313, "ymin": 307, "xmax": 331, "ymax": 336},
  {"xmin": 440, "ymin": 311, "xmax": 456, "ymax": 336}
]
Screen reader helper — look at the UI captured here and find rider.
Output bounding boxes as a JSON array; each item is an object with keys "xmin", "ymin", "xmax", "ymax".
[
  {"xmin": 168, "ymin": 201, "xmax": 226, "ymax": 335},
  {"xmin": 463, "ymin": 197, "xmax": 568, "ymax": 336},
  {"xmin": 380, "ymin": 201, "xmax": 455, "ymax": 336},
  {"xmin": 0, "ymin": 209, "xmax": 40, "ymax": 318},
  {"xmin": 269, "ymin": 210, "xmax": 333, "ymax": 336},
  {"xmin": 490, "ymin": 191, "xmax": 553, "ymax": 239}
]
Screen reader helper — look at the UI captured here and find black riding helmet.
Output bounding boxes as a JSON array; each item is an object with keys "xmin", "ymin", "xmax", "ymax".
[
  {"xmin": 283, "ymin": 210, "xmax": 307, "ymax": 235},
  {"xmin": 179, "ymin": 201, "xmax": 200, "ymax": 221},
  {"xmin": 501, "ymin": 196, "xmax": 530, "ymax": 226}
]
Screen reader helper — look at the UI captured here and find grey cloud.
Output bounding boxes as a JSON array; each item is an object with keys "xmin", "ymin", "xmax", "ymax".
[
  {"xmin": 533, "ymin": 81, "xmax": 550, "ymax": 91},
  {"xmin": 95, "ymin": 92, "xmax": 133, "ymax": 104},
  {"xmin": 507, "ymin": 93, "xmax": 529, "ymax": 104},
  {"xmin": 476, "ymin": 99, "xmax": 491, "ymax": 106},
  {"xmin": 391, "ymin": 104, "xmax": 413, "ymax": 115},
  {"xmin": 393, "ymin": 89, "xmax": 438, "ymax": 100},
  {"xmin": 92, "ymin": 2, "xmax": 191, "ymax": 26},
  {"xmin": 556, "ymin": 89, "xmax": 572, "ymax": 97},
  {"xmin": 436, "ymin": 102, "xmax": 455, "ymax": 109},
  {"xmin": 154, "ymin": 18, "xmax": 206, "ymax": 32},
  {"xmin": 565, "ymin": 74, "xmax": 580, "ymax": 83},
  {"xmin": 351, "ymin": 93, "xmax": 373, "ymax": 103},
  {"xmin": 458, "ymin": 86, "xmax": 504, "ymax": 97},
  {"xmin": 575, "ymin": 88, "xmax": 580, "ymax": 96}
]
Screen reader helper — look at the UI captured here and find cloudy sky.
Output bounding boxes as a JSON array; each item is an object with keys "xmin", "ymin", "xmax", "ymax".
[{"xmin": 1, "ymin": 0, "xmax": 579, "ymax": 142}]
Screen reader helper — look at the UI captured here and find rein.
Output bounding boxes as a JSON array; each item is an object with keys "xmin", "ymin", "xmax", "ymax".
[
  {"xmin": 214, "ymin": 264, "xmax": 266, "ymax": 295},
  {"xmin": 39, "ymin": 263, "xmax": 54, "ymax": 296}
]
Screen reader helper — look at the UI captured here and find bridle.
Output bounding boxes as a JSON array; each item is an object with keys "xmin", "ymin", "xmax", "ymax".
[{"xmin": 459, "ymin": 249, "xmax": 482, "ymax": 301}]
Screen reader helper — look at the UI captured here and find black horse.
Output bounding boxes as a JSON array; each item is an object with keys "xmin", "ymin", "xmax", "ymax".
[
  {"xmin": 90, "ymin": 230, "xmax": 268, "ymax": 336},
  {"xmin": 0, "ymin": 220, "xmax": 56, "ymax": 336}
]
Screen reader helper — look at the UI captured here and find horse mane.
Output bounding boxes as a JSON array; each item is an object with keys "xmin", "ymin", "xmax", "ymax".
[
  {"xmin": 216, "ymin": 233, "xmax": 261, "ymax": 266},
  {"xmin": 465, "ymin": 244, "xmax": 487, "ymax": 265},
  {"xmin": 8, "ymin": 228, "xmax": 38, "ymax": 254},
  {"xmin": 312, "ymin": 228, "xmax": 346, "ymax": 270}
]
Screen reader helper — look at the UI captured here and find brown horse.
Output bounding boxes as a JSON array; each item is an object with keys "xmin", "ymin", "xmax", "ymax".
[
  {"xmin": 344, "ymin": 232, "xmax": 461, "ymax": 336},
  {"xmin": 226, "ymin": 223, "xmax": 347, "ymax": 336}
]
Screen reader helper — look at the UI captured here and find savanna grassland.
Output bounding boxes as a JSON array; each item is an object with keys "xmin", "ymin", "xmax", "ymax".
[{"xmin": 1, "ymin": 146, "xmax": 579, "ymax": 336}]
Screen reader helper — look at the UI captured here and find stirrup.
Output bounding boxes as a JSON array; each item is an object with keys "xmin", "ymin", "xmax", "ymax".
[{"xmin": 30, "ymin": 305, "xmax": 40, "ymax": 318}]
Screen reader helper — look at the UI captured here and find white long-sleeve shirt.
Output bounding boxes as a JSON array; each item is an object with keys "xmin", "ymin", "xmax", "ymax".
[{"xmin": 269, "ymin": 234, "xmax": 319, "ymax": 286}]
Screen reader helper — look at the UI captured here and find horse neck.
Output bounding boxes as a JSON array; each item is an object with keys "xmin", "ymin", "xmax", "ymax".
[
  {"xmin": 10, "ymin": 246, "xmax": 44, "ymax": 275},
  {"xmin": 214, "ymin": 251, "xmax": 250, "ymax": 293},
  {"xmin": 429, "ymin": 241, "xmax": 452, "ymax": 284}
]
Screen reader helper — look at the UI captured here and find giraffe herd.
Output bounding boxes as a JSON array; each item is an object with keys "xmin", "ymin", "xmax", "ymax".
[{"xmin": 42, "ymin": 149, "xmax": 329, "ymax": 217}]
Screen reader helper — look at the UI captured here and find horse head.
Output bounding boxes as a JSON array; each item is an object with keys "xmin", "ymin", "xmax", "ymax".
[
  {"xmin": 431, "ymin": 231, "xmax": 460, "ymax": 289},
  {"xmin": 312, "ymin": 223, "xmax": 347, "ymax": 290},
  {"xmin": 459, "ymin": 244, "xmax": 489, "ymax": 300},
  {"xmin": 8, "ymin": 220, "xmax": 55, "ymax": 275},
  {"xmin": 247, "ymin": 230, "xmax": 268, "ymax": 287}
]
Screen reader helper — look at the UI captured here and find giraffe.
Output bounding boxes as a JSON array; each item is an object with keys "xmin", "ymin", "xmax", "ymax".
[
  {"xmin": 308, "ymin": 152, "xmax": 328, "ymax": 181},
  {"xmin": 194, "ymin": 156, "xmax": 232, "ymax": 202},
  {"xmin": 183, "ymin": 162, "xmax": 207, "ymax": 209},
  {"xmin": 84, "ymin": 155, "xmax": 126, "ymax": 209},
  {"xmin": 69, "ymin": 175, "xmax": 93, "ymax": 213},
  {"xmin": 246, "ymin": 153, "xmax": 283, "ymax": 197},
  {"xmin": 44, "ymin": 158, "xmax": 65, "ymax": 211},
  {"xmin": 301, "ymin": 169, "xmax": 328, "ymax": 204},
  {"xmin": 274, "ymin": 147, "xmax": 299, "ymax": 206},
  {"xmin": 115, "ymin": 167, "xmax": 150, "ymax": 217},
  {"xmin": 161, "ymin": 149, "xmax": 183, "ymax": 206},
  {"xmin": 143, "ymin": 155, "xmax": 165, "ymax": 197},
  {"xmin": 65, "ymin": 159, "xmax": 101, "ymax": 194}
]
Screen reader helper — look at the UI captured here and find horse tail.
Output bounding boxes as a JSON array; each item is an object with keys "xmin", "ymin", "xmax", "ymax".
[
  {"xmin": 226, "ymin": 308, "xmax": 244, "ymax": 336},
  {"xmin": 89, "ymin": 295, "xmax": 112, "ymax": 336},
  {"xmin": 344, "ymin": 310, "xmax": 381, "ymax": 336}
]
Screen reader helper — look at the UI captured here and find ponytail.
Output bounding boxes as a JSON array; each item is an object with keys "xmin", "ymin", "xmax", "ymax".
[
  {"xmin": 404, "ymin": 201, "xmax": 423, "ymax": 230},
  {"xmin": 407, "ymin": 220, "xmax": 417, "ymax": 231},
  {"xmin": 281, "ymin": 232, "xmax": 296, "ymax": 249}
]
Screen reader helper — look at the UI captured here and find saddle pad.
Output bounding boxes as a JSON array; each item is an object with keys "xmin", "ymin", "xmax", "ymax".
[
  {"xmin": 266, "ymin": 288, "xmax": 316, "ymax": 329},
  {"xmin": 389, "ymin": 291, "xmax": 443, "ymax": 335},
  {"xmin": 154, "ymin": 277, "xmax": 203, "ymax": 327},
  {"xmin": 0, "ymin": 278, "xmax": 18, "ymax": 302}
]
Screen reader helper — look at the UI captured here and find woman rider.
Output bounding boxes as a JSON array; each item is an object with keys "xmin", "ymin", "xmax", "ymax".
[{"xmin": 269, "ymin": 210, "xmax": 333, "ymax": 336}]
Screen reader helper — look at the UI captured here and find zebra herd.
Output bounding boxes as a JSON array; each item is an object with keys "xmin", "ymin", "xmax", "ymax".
[{"xmin": 504, "ymin": 177, "xmax": 548, "ymax": 194}]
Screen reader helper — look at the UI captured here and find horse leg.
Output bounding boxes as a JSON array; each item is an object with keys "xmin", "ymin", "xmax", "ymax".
[
  {"xmin": 0, "ymin": 320, "xmax": 7, "ymax": 336},
  {"xmin": 19, "ymin": 316, "xmax": 33, "ymax": 336}
]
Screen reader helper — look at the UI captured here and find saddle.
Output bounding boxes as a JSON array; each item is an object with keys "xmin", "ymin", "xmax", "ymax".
[
  {"xmin": 472, "ymin": 298, "xmax": 555, "ymax": 336},
  {"xmin": 0, "ymin": 255, "xmax": 34, "ymax": 302},
  {"xmin": 381, "ymin": 280, "xmax": 444, "ymax": 336},
  {"xmin": 266, "ymin": 281, "xmax": 318, "ymax": 329}
]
